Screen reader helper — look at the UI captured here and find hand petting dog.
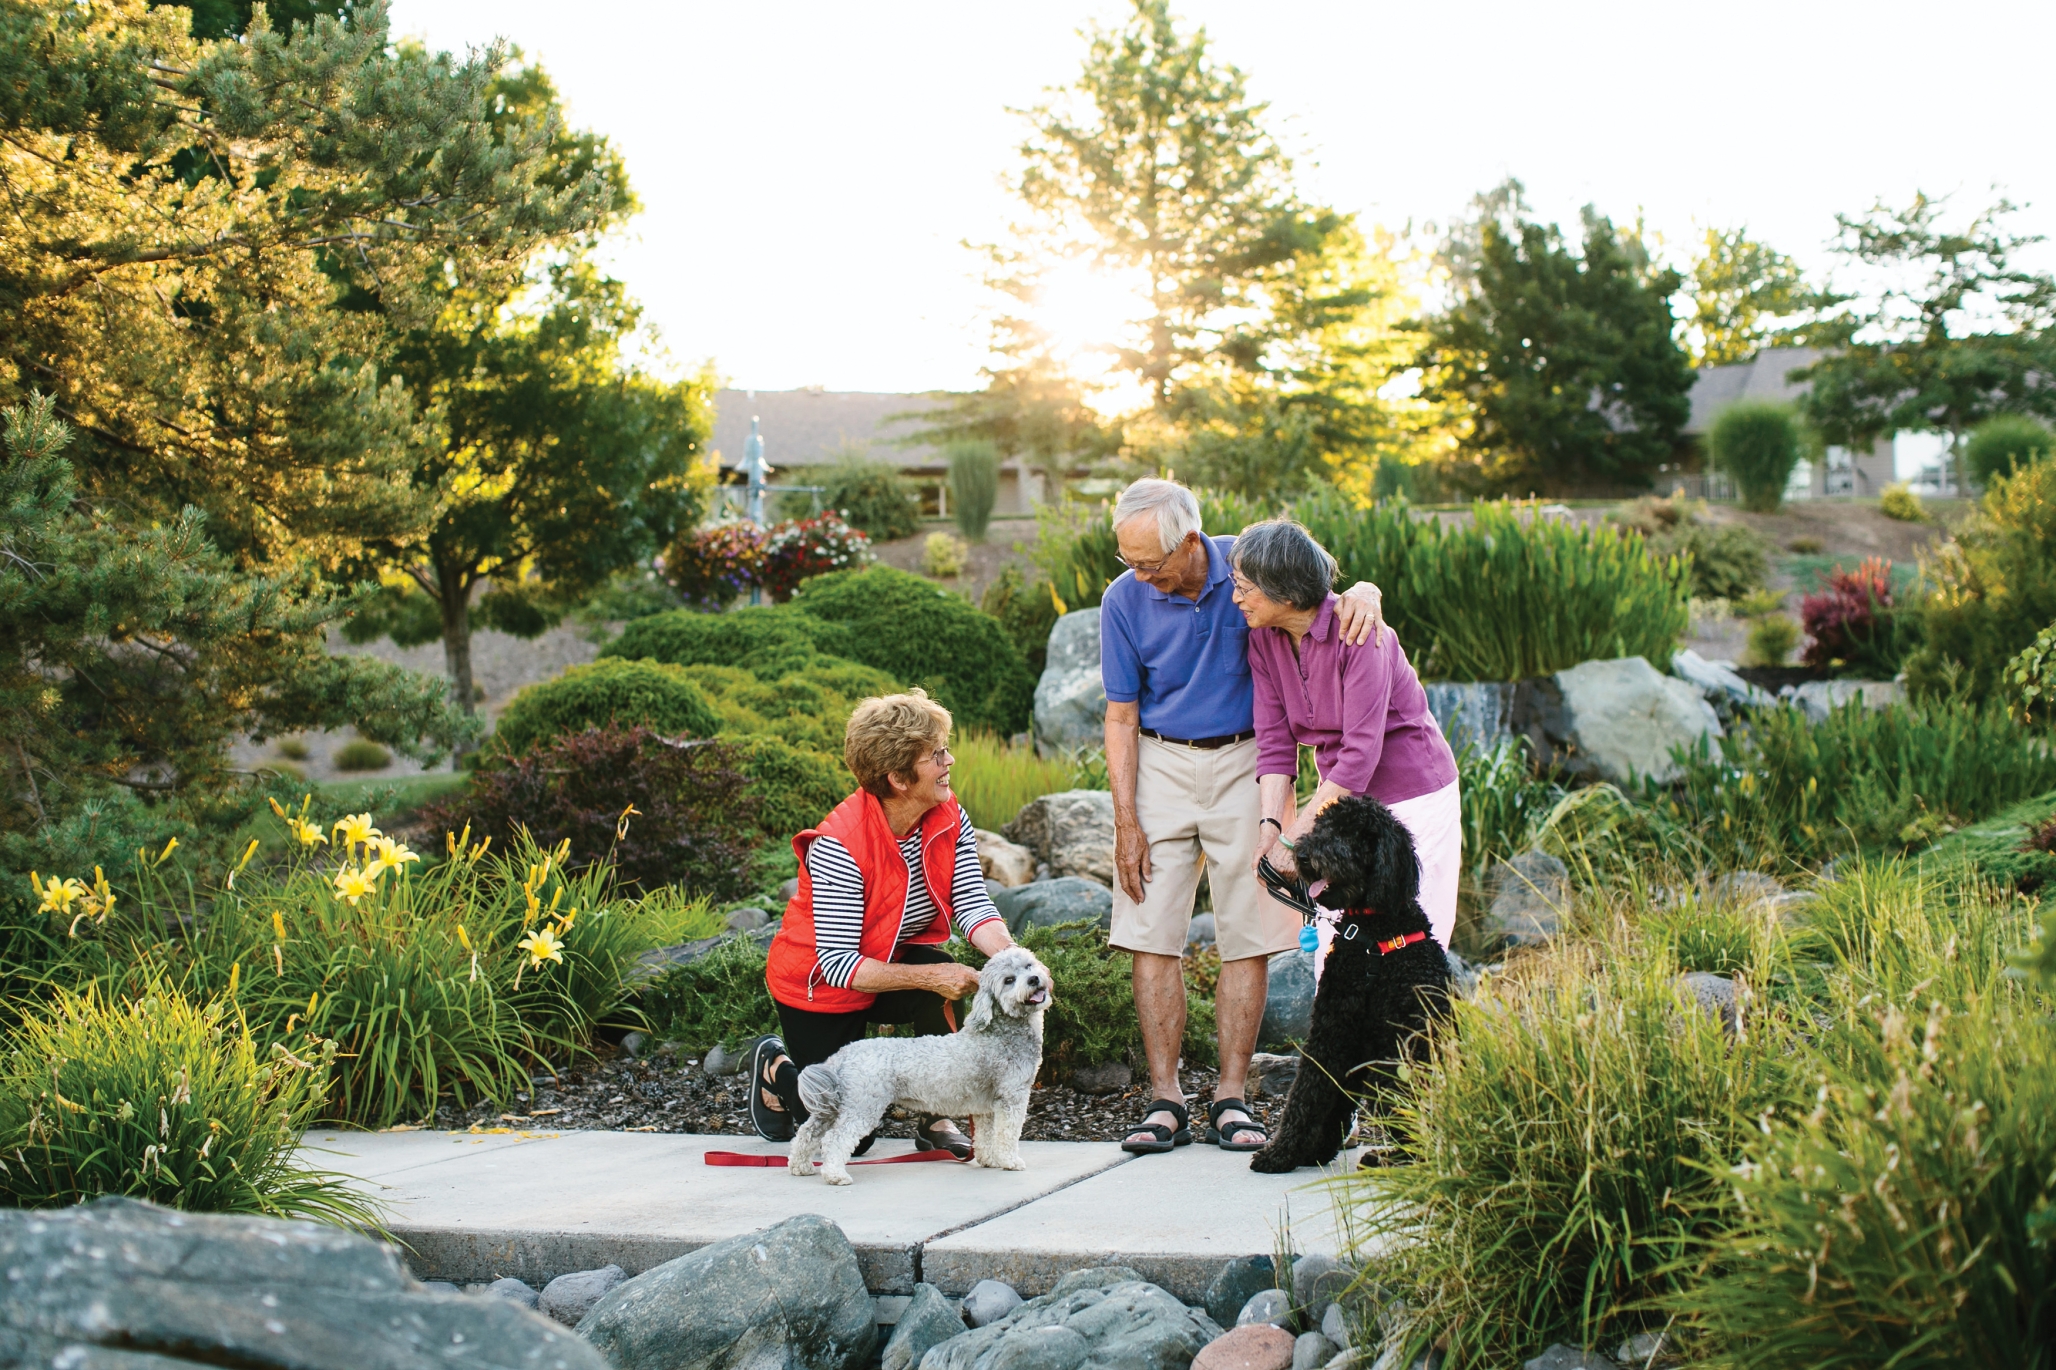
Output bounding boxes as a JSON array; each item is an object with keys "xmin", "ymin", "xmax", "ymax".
[{"xmin": 787, "ymin": 947, "xmax": 1052, "ymax": 1184}]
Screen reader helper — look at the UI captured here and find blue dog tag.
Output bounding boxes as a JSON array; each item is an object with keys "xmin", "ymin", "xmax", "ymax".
[{"xmin": 1298, "ymin": 924, "xmax": 1319, "ymax": 953}]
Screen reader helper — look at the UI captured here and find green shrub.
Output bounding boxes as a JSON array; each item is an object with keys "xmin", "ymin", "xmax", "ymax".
[
  {"xmin": 816, "ymin": 453, "xmax": 921, "ymax": 543},
  {"xmin": 641, "ymin": 934, "xmax": 781, "ymax": 1053},
  {"xmin": 721, "ymin": 732, "xmax": 850, "ymax": 842},
  {"xmin": 1879, "ymin": 481, "xmax": 1924, "ymax": 522},
  {"xmin": 1454, "ymin": 737, "xmax": 1562, "ymax": 881},
  {"xmin": 923, "ymin": 532, "xmax": 967, "ymax": 579},
  {"xmin": 1673, "ymin": 521, "xmax": 1767, "ymax": 600},
  {"xmin": 275, "ymin": 737, "xmax": 311, "ymax": 761},
  {"xmin": 1964, "ymin": 412, "xmax": 2053, "ymax": 486},
  {"xmin": 1918, "ymin": 788, "xmax": 2056, "ymax": 894},
  {"xmin": 494, "ymin": 658, "xmax": 722, "ymax": 755},
  {"xmin": 1909, "ymin": 457, "xmax": 2056, "ymax": 701},
  {"xmin": 604, "ymin": 606, "xmax": 857, "ymax": 670},
  {"xmin": 951, "ymin": 732, "xmax": 1080, "ymax": 831},
  {"xmin": 2006, "ymin": 621, "xmax": 2056, "ymax": 726},
  {"xmin": 1710, "ymin": 400, "xmax": 1805, "ymax": 512},
  {"xmin": 0, "ymin": 981, "xmax": 371, "ymax": 1223},
  {"xmin": 981, "ymin": 564, "xmax": 1063, "ymax": 675},
  {"xmin": 331, "ymin": 739, "xmax": 392, "ymax": 772},
  {"xmin": 1353, "ymin": 925, "xmax": 1799, "ymax": 1365},
  {"xmin": 792, "ymin": 565, "xmax": 1037, "ymax": 735},
  {"xmin": 1744, "ymin": 614, "xmax": 1798, "ymax": 666},
  {"xmin": 947, "ymin": 440, "xmax": 1000, "ymax": 541}
]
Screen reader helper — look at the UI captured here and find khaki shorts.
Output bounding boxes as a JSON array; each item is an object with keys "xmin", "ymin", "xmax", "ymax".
[{"xmin": 1109, "ymin": 735, "xmax": 1302, "ymax": 962}]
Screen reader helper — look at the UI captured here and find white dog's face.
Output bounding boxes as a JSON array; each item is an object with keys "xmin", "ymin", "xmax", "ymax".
[{"xmin": 981, "ymin": 946, "xmax": 1053, "ymax": 1018}]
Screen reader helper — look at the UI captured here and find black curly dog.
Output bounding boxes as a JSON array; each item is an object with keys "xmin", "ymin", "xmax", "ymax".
[{"xmin": 1250, "ymin": 795, "xmax": 1451, "ymax": 1173}]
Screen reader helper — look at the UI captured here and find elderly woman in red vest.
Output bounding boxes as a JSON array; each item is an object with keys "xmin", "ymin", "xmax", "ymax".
[{"xmin": 751, "ymin": 689, "xmax": 1015, "ymax": 1156}]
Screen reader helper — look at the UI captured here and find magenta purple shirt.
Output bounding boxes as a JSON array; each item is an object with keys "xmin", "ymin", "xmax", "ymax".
[{"xmin": 1248, "ymin": 594, "xmax": 1458, "ymax": 805}]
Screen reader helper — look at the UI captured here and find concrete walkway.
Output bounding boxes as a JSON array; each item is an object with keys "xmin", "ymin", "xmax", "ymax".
[{"xmin": 308, "ymin": 1129, "xmax": 1365, "ymax": 1303}]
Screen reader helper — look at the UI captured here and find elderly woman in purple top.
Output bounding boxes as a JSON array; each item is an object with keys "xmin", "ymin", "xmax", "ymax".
[{"xmin": 1232, "ymin": 519, "xmax": 1462, "ymax": 960}]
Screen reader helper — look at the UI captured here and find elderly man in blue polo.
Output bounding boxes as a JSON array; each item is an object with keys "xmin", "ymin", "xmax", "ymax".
[{"xmin": 1102, "ymin": 478, "xmax": 1384, "ymax": 1155}]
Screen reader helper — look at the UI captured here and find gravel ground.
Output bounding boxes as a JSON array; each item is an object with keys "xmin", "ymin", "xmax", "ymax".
[{"xmin": 434, "ymin": 1045, "xmax": 1277, "ymax": 1145}]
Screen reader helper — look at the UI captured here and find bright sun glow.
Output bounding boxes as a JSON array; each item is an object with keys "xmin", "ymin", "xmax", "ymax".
[{"xmin": 1027, "ymin": 258, "xmax": 1156, "ymax": 416}]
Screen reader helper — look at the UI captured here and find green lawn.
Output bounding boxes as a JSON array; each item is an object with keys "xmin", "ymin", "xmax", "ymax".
[{"xmin": 316, "ymin": 771, "xmax": 469, "ymax": 816}]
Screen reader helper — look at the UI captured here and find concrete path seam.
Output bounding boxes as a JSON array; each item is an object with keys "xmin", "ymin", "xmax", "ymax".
[{"xmin": 910, "ymin": 1152, "xmax": 1135, "ymax": 1284}]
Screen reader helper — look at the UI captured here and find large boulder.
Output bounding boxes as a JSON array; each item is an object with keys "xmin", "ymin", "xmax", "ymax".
[
  {"xmin": 883, "ymin": 1283, "xmax": 968, "ymax": 1370},
  {"xmin": 0, "ymin": 1195, "xmax": 606, "ymax": 1370},
  {"xmin": 993, "ymin": 877, "xmax": 1115, "ymax": 934},
  {"xmin": 1422, "ymin": 682, "xmax": 1517, "ymax": 753},
  {"xmin": 1786, "ymin": 678, "xmax": 1904, "ymax": 723},
  {"xmin": 1480, "ymin": 851, "xmax": 1570, "ymax": 950},
  {"xmin": 976, "ymin": 829, "xmax": 1038, "ymax": 887},
  {"xmin": 1520, "ymin": 656, "xmax": 1721, "ymax": 786},
  {"xmin": 1670, "ymin": 649, "xmax": 1772, "ymax": 713},
  {"xmin": 920, "ymin": 1268, "xmax": 1221, "ymax": 1370},
  {"xmin": 579, "ymin": 1214, "xmax": 875, "ymax": 1370},
  {"xmin": 1260, "ymin": 950, "xmax": 1316, "ymax": 1049},
  {"xmin": 1003, "ymin": 790, "xmax": 1116, "ymax": 886},
  {"xmin": 1034, "ymin": 609, "xmax": 1107, "ymax": 756}
]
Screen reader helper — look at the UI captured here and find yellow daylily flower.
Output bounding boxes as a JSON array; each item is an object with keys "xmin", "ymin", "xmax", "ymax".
[
  {"xmin": 553, "ymin": 905, "xmax": 580, "ymax": 933},
  {"xmin": 333, "ymin": 813, "xmax": 377, "ymax": 849},
  {"xmin": 332, "ymin": 866, "xmax": 376, "ymax": 906},
  {"xmin": 31, "ymin": 873, "xmax": 87, "ymax": 917},
  {"xmin": 517, "ymin": 927, "xmax": 565, "ymax": 968},
  {"xmin": 288, "ymin": 817, "xmax": 327, "ymax": 848},
  {"xmin": 369, "ymin": 836, "xmax": 420, "ymax": 877},
  {"xmin": 616, "ymin": 804, "xmax": 641, "ymax": 840}
]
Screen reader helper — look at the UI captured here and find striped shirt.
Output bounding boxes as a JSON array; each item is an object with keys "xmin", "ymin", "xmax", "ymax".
[{"xmin": 806, "ymin": 822, "xmax": 1003, "ymax": 989}]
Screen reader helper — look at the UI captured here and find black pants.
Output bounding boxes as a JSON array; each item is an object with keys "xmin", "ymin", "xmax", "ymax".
[{"xmin": 770, "ymin": 944, "xmax": 958, "ymax": 1123}]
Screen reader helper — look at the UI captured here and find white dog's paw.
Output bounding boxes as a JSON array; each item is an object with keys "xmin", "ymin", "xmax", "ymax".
[
  {"xmin": 976, "ymin": 1152, "xmax": 1028, "ymax": 1170},
  {"xmin": 820, "ymin": 1168, "xmax": 853, "ymax": 1186},
  {"xmin": 788, "ymin": 1159, "xmax": 815, "ymax": 1178}
]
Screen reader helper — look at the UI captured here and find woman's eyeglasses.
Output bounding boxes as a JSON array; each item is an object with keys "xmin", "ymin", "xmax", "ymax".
[{"xmin": 927, "ymin": 746, "xmax": 954, "ymax": 768}]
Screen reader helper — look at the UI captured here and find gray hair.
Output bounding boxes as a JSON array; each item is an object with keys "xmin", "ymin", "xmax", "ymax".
[
  {"xmin": 1112, "ymin": 478, "xmax": 1201, "ymax": 555},
  {"xmin": 1232, "ymin": 519, "xmax": 1338, "ymax": 611}
]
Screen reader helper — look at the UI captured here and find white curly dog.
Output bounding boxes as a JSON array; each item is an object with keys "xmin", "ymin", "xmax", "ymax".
[{"xmin": 788, "ymin": 945, "xmax": 1052, "ymax": 1184}]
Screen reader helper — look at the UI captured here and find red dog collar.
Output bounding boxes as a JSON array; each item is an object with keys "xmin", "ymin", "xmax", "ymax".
[{"xmin": 1376, "ymin": 931, "xmax": 1428, "ymax": 956}]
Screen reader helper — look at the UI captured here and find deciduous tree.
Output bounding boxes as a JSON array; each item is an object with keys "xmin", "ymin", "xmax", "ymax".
[{"xmin": 1684, "ymin": 226, "xmax": 1838, "ymax": 366}]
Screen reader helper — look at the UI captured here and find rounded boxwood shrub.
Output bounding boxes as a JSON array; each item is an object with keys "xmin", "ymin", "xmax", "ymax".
[
  {"xmin": 1709, "ymin": 401, "xmax": 1805, "ymax": 513},
  {"xmin": 1965, "ymin": 413, "xmax": 2053, "ymax": 486},
  {"xmin": 721, "ymin": 732, "xmax": 850, "ymax": 842},
  {"xmin": 331, "ymin": 739, "xmax": 392, "ymax": 772},
  {"xmin": 493, "ymin": 658, "xmax": 722, "ymax": 755},
  {"xmin": 603, "ymin": 605, "xmax": 855, "ymax": 670},
  {"xmin": 791, "ymin": 565, "xmax": 1037, "ymax": 735}
]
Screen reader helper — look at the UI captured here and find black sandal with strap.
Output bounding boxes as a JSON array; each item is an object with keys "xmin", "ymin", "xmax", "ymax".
[
  {"xmin": 1206, "ymin": 1097, "xmax": 1268, "ymax": 1152},
  {"xmin": 1120, "ymin": 1098, "xmax": 1192, "ymax": 1154}
]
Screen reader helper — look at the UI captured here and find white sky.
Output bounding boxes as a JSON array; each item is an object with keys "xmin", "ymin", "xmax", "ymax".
[{"xmin": 390, "ymin": 0, "xmax": 2056, "ymax": 400}]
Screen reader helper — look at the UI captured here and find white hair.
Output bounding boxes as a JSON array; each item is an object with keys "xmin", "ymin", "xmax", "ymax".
[{"xmin": 1112, "ymin": 478, "xmax": 1202, "ymax": 555}]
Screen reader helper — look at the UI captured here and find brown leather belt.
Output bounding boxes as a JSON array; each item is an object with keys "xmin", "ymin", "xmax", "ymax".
[{"xmin": 1139, "ymin": 727, "xmax": 1255, "ymax": 750}]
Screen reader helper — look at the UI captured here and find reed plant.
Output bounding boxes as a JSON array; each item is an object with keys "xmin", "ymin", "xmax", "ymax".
[
  {"xmin": 0, "ymin": 980, "xmax": 374, "ymax": 1224},
  {"xmin": 1454, "ymin": 736, "xmax": 1563, "ymax": 880},
  {"xmin": 949, "ymin": 732, "xmax": 1100, "ymax": 831}
]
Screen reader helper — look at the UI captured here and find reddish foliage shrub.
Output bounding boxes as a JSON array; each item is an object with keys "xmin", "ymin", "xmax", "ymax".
[
  {"xmin": 759, "ymin": 512, "xmax": 872, "ymax": 602},
  {"xmin": 422, "ymin": 726, "xmax": 760, "ymax": 899},
  {"xmin": 1801, "ymin": 556, "xmax": 1905, "ymax": 676}
]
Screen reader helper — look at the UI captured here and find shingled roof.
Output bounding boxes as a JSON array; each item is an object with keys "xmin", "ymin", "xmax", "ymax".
[
  {"xmin": 709, "ymin": 388, "xmax": 956, "ymax": 473},
  {"xmin": 1684, "ymin": 347, "xmax": 1823, "ymax": 435}
]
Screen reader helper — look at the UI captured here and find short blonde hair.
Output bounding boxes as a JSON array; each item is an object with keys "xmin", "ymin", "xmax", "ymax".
[{"xmin": 845, "ymin": 689, "xmax": 952, "ymax": 799}]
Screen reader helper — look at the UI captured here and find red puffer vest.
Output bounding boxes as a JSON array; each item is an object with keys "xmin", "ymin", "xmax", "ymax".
[{"xmin": 765, "ymin": 789, "xmax": 964, "ymax": 1012}]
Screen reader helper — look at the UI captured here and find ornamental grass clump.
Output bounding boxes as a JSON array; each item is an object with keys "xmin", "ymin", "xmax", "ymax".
[
  {"xmin": 948, "ymin": 732, "xmax": 1081, "ymax": 831},
  {"xmin": 1349, "ymin": 901, "xmax": 1802, "ymax": 1367},
  {"xmin": 0, "ymin": 981, "xmax": 371, "ymax": 1225}
]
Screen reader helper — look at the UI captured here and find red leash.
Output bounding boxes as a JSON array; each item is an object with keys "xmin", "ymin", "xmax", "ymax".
[{"xmin": 704, "ymin": 1148, "xmax": 967, "ymax": 1168}]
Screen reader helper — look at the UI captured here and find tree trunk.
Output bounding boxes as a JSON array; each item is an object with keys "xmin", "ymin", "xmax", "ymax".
[{"xmin": 437, "ymin": 564, "xmax": 477, "ymax": 720}]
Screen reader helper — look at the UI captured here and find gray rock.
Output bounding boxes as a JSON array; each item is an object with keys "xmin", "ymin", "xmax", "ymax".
[
  {"xmin": 1677, "ymin": 972, "xmax": 1739, "ymax": 1034},
  {"xmin": 1250, "ymin": 1052, "xmax": 1299, "ymax": 1100},
  {"xmin": 1069, "ymin": 1061, "xmax": 1133, "ymax": 1095},
  {"xmin": 1768, "ymin": 890, "xmax": 1815, "ymax": 927},
  {"xmin": 1423, "ymin": 681, "xmax": 1517, "ymax": 753},
  {"xmin": 1320, "ymin": 1303, "xmax": 1352, "ymax": 1350},
  {"xmin": 993, "ymin": 876, "xmax": 1115, "ymax": 935},
  {"xmin": 962, "ymin": 1278, "xmax": 1025, "ymax": 1328},
  {"xmin": 1613, "ymin": 1331, "xmax": 1672, "ymax": 1366},
  {"xmin": 1002, "ymin": 790, "xmax": 1116, "ymax": 886},
  {"xmin": 619, "ymin": 1031, "xmax": 648, "ymax": 1059},
  {"xmin": 1296, "ymin": 1333, "xmax": 1341, "ymax": 1370},
  {"xmin": 486, "ymin": 1276, "xmax": 541, "ymax": 1309},
  {"xmin": 1261, "ymin": 950, "xmax": 1316, "ymax": 1049},
  {"xmin": 922, "ymin": 1268, "xmax": 1218, "ymax": 1370},
  {"xmin": 636, "ymin": 932, "xmax": 741, "ymax": 974},
  {"xmin": 1291, "ymin": 1253, "xmax": 1349, "ymax": 1325},
  {"xmin": 1203, "ymin": 1254, "xmax": 1278, "ymax": 1329},
  {"xmin": 418, "ymin": 1279, "xmax": 461, "ymax": 1294},
  {"xmin": 1238, "ymin": 1288, "xmax": 1295, "ymax": 1329},
  {"xmin": 703, "ymin": 1042, "xmax": 744, "ymax": 1076},
  {"xmin": 884, "ymin": 1283, "xmax": 967, "ymax": 1370},
  {"xmin": 580, "ymin": 1215, "xmax": 875, "ymax": 1370},
  {"xmin": 1444, "ymin": 948, "xmax": 1482, "ymax": 998},
  {"xmin": 541, "ymin": 1264, "xmax": 625, "ymax": 1325},
  {"xmin": 1033, "ymin": 609, "xmax": 1107, "ymax": 756},
  {"xmin": 976, "ymin": 829, "xmax": 1038, "ymax": 887},
  {"xmin": 780, "ymin": 877, "xmax": 801, "ymax": 902},
  {"xmin": 1524, "ymin": 1345, "xmax": 1619, "ymax": 1370},
  {"xmin": 1188, "ymin": 912, "xmax": 1218, "ymax": 947},
  {"xmin": 1786, "ymin": 678, "xmax": 1904, "ymax": 723},
  {"xmin": 0, "ymin": 1195, "xmax": 605, "ymax": 1370},
  {"xmin": 1481, "ymin": 851, "xmax": 1569, "ymax": 949},
  {"xmin": 1522, "ymin": 656, "xmax": 1721, "ymax": 786},
  {"xmin": 726, "ymin": 906, "xmax": 769, "ymax": 932},
  {"xmin": 1671, "ymin": 649, "xmax": 1773, "ymax": 711},
  {"xmin": 1712, "ymin": 870, "xmax": 1783, "ymax": 907}
]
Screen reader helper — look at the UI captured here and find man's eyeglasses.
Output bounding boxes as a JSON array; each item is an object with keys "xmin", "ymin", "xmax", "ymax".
[{"xmin": 1116, "ymin": 534, "xmax": 1192, "ymax": 576}]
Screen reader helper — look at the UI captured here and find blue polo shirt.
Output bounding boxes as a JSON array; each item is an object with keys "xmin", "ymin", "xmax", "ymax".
[{"xmin": 1100, "ymin": 534, "xmax": 1254, "ymax": 739}]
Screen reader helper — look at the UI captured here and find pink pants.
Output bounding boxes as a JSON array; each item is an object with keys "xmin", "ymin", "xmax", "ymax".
[{"xmin": 1312, "ymin": 778, "xmax": 1462, "ymax": 981}]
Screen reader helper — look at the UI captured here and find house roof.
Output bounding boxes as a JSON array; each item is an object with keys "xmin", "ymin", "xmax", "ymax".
[
  {"xmin": 1684, "ymin": 347, "xmax": 1823, "ymax": 435},
  {"xmin": 710, "ymin": 388, "xmax": 967, "ymax": 473}
]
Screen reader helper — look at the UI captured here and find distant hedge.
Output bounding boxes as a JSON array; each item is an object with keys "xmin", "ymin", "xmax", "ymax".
[
  {"xmin": 605, "ymin": 605, "xmax": 856, "ymax": 669},
  {"xmin": 493, "ymin": 658, "xmax": 722, "ymax": 755}
]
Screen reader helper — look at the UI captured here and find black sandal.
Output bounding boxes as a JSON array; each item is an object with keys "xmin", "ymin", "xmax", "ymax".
[
  {"xmin": 915, "ymin": 1116, "xmax": 974, "ymax": 1159},
  {"xmin": 747, "ymin": 1036, "xmax": 795, "ymax": 1142},
  {"xmin": 1206, "ymin": 1098, "xmax": 1268, "ymax": 1152},
  {"xmin": 1120, "ymin": 1098, "xmax": 1192, "ymax": 1154}
]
